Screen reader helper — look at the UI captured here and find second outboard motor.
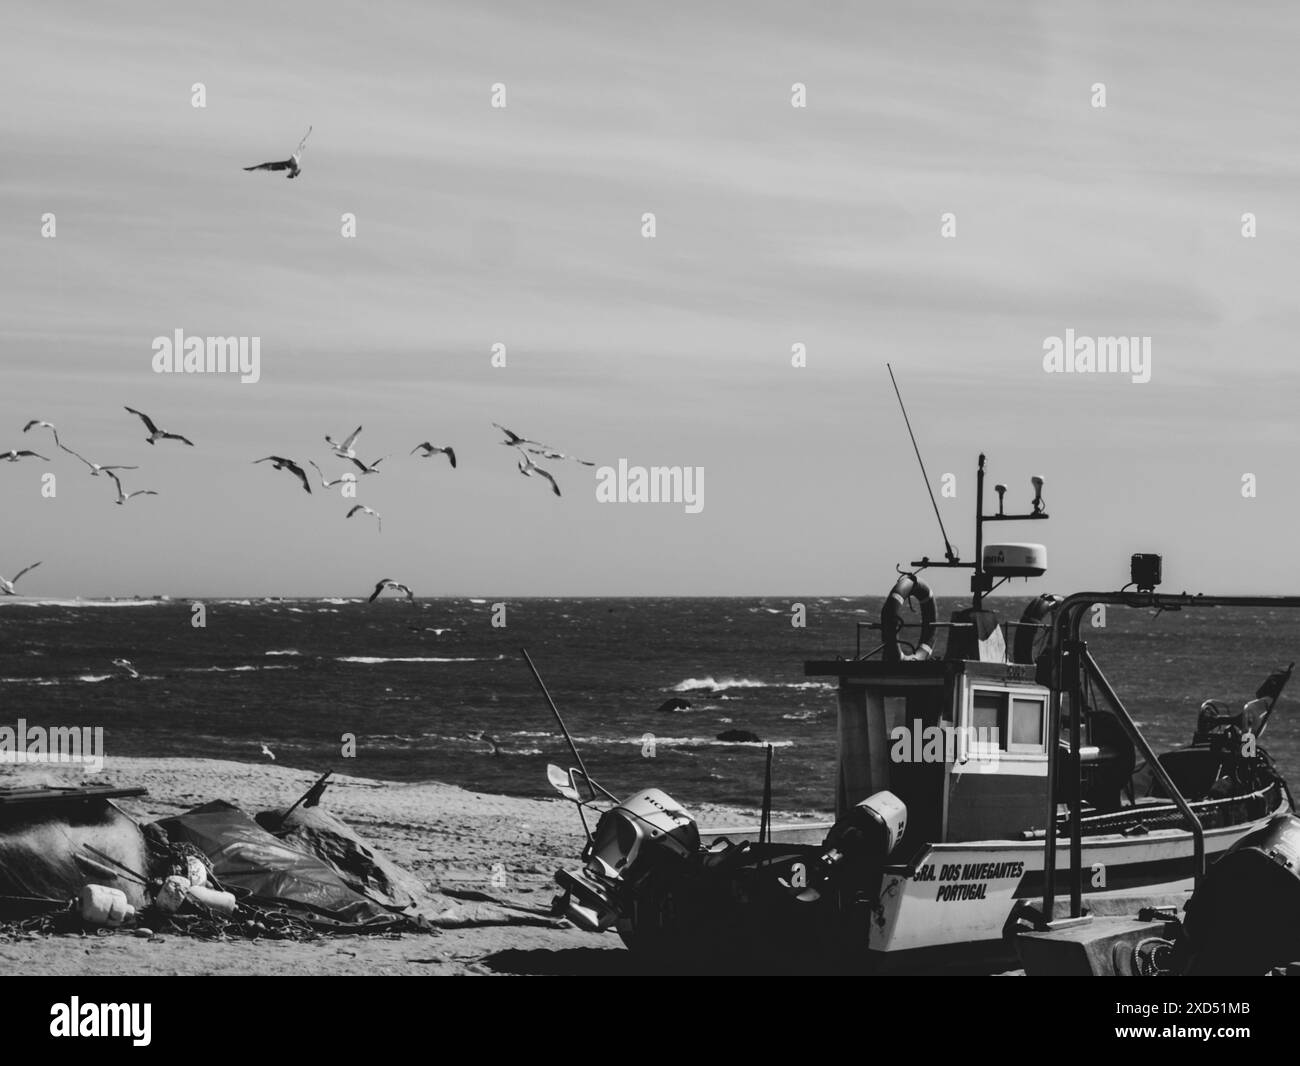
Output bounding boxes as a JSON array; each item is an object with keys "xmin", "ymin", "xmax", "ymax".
[
  {"xmin": 805, "ymin": 791, "xmax": 907, "ymax": 899},
  {"xmin": 1179, "ymin": 813, "xmax": 1300, "ymax": 974}
]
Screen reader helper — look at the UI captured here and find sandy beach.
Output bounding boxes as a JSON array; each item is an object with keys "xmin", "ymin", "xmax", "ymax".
[{"xmin": 0, "ymin": 757, "xmax": 816, "ymax": 976}]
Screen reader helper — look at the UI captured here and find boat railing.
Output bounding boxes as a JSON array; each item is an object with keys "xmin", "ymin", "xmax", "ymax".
[{"xmin": 853, "ymin": 618, "xmax": 1051, "ymax": 660}]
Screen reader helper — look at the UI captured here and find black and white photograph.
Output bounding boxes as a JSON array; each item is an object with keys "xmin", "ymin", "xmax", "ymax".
[{"xmin": 1, "ymin": 0, "xmax": 1296, "ymax": 1036}]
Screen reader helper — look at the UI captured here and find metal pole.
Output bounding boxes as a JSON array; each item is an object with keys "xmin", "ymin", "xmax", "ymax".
[
  {"xmin": 1068, "ymin": 628, "xmax": 1085, "ymax": 917},
  {"xmin": 521, "ymin": 648, "xmax": 595, "ymax": 800},
  {"xmin": 973, "ymin": 454, "xmax": 985, "ymax": 611}
]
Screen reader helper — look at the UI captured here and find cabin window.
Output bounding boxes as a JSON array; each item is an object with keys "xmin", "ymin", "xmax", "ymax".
[
  {"xmin": 1010, "ymin": 695, "xmax": 1047, "ymax": 750},
  {"xmin": 970, "ymin": 691, "xmax": 1008, "ymax": 751},
  {"xmin": 968, "ymin": 687, "xmax": 1049, "ymax": 755}
]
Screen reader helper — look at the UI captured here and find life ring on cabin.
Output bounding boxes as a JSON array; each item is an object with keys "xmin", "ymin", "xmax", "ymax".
[
  {"xmin": 1012, "ymin": 593, "xmax": 1063, "ymax": 665},
  {"xmin": 881, "ymin": 574, "xmax": 936, "ymax": 662}
]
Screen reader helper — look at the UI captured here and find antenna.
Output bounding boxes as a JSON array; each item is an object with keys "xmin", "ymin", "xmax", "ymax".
[
  {"xmin": 521, "ymin": 647, "xmax": 595, "ymax": 800},
  {"xmin": 887, "ymin": 363, "xmax": 957, "ymax": 564}
]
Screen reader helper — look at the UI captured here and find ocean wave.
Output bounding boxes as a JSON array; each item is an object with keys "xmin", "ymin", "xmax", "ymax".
[
  {"xmin": 0, "ymin": 599, "xmax": 166, "ymax": 608},
  {"xmin": 177, "ymin": 665, "xmax": 295, "ymax": 673},
  {"xmin": 265, "ymin": 650, "xmax": 302, "ymax": 656},
  {"xmin": 336, "ymin": 656, "xmax": 480, "ymax": 664},
  {"xmin": 669, "ymin": 676, "xmax": 835, "ymax": 695}
]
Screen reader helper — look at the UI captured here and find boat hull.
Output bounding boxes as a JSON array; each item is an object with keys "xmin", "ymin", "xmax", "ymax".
[{"xmin": 680, "ymin": 796, "xmax": 1290, "ymax": 967}]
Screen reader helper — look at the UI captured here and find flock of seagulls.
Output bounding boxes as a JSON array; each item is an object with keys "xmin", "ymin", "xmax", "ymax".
[
  {"xmin": 491, "ymin": 422, "xmax": 593, "ymax": 497},
  {"xmin": 5, "ymin": 413, "xmax": 597, "ymax": 601}
]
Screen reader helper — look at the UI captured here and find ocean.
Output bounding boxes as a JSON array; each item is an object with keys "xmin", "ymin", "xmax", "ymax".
[{"xmin": 2, "ymin": 596, "xmax": 1298, "ymax": 815}]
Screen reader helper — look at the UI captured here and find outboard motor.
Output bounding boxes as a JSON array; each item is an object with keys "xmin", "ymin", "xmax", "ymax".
[
  {"xmin": 805, "ymin": 791, "xmax": 907, "ymax": 899},
  {"xmin": 553, "ymin": 788, "xmax": 699, "ymax": 933},
  {"xmin": 1178, "ymin": 813, "xmax": 1300, "ymax": 974}
]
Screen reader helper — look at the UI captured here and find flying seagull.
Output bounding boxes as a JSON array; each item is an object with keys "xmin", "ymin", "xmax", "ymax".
[
  {"xmin": 22, "ymin": 420, "xmax": 62, "ymax": 448},
  {"xmin": 307, "ymin": 460, "xmax": 353, "ymax": 489},
  {"xmin": 254, "ymin": 456, "xmax": 312, "ymax": 494},
  {"xmin": 0, "ymin": 562, "xmax": 41, "ymax": 595},
  {"xmin": 517, "ymin": 452, "xmax": 561, "ymax": 497},
  {"xmin": 524, "ymin": 445, "xmax": 595, "ymax": 467},
  {"xmin": 105, "ymin": 471, "xmax": 159, "ymax": 505},
  {"xmin": 259, "ymin": 743, "xmax": 276, "ymax": 761},
  {"xmin": 344, "ymin": 454, "xmax": 386, "ymax": 476},
  {"xmin": 124, "ymin": 407, "xmax": 194, "ymax": 446},
  {"xmin": 61, "ymin": 444, "xmax": 138, "ymax": 478},
  {"xmin": 411, "ymin": 442, "xmax": 457, "ymax": 468},
  {"xmin": 325, "ymin": 425, "xmax": 362, "ymax": 459},
  {"xmin": 244, "ymin": 126, "xmax": 312, "ymax": 180},
  {"xmin": 346, "ymin": 504, "xmax": 382, "ymax": 532},
  {"xmin": 111, "ymin": 658, "xmax": 140, "ymax": 680},
  {"xmin": 0, "ymin": 449, "xmax": 49, "ymax": 462},
  {"xmin": 492, "ymin": 422, "xmax": 543, "ymax": 449},
  {"xmin": 368, "ymin": 578, "xmax": 413, "ymax": 603}
]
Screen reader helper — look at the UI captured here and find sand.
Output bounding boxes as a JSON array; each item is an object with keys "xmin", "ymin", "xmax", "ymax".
[{"xmin": 0, "ymin": 756, "xmax": 809, "ymax": 976}]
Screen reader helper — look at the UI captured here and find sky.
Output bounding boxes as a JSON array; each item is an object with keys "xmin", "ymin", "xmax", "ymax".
[{"xmin": 3, "ymin": 1, "xmax": 1300, "ymax": 598}]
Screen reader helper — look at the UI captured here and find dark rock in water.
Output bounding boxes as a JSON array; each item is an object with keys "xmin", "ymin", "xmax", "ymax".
[
  {"xmin": 656, "ymin": 697, "xmax": 692, "ymax": 713},
  {"xmin": 716, "ymin": 729, "xmax": 762, "ymax": 743}
]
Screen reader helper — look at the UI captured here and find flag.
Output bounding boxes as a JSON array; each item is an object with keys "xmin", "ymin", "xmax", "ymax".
[{"xmin": 1256, "ymin": 666, "xmax": 1293, "ymax": 702}]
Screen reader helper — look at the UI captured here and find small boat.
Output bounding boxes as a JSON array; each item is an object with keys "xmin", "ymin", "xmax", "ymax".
[{"xmin": 548, "ymin": 452, "xmax": 1297, "ymax": 970}]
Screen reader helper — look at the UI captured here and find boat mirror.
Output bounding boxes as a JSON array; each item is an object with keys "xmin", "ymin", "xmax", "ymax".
[{"xmin": 546, "ymin": 763, "xmax": 581, "ymax": 801}]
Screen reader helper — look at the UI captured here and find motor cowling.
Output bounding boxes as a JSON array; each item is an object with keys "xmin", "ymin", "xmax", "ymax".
[
  {"xmin": 1178, "ymin": 813, "xmax": 1300, "ymax": 974},
  {"xmin": 553, "ymin": 789, "xmax": 699, "ymax": 932},
  {"xmin": 805, "ymin": 791, "xmax": 908, "ymax": 897}
]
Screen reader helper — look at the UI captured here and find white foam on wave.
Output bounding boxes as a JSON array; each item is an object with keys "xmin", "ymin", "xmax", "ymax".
[
  {"xmin": 670, "ymin": 676, "xmax": 835, "ymax": 694},
  {"xmin": 0, "ymin": 599, "xmax": 166, "ymax": 608},
  {"xmin": 265, "ymin": 650, "xmax": 301, "ymax": 656},
  {"xmin": 336, "ymin": 656, "xmax": 479, "ymax": 664}
]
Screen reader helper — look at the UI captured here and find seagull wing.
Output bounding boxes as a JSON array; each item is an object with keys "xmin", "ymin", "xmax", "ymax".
[
  {"xmin": 124, "ymin": 407, "xmax": 158, "ymax": 434},
  {"xmin": 161, "ymin": 431, "xmax": 194, "ymax": 446},
  {"xmin": 346, "ymin": 505, "xmax": 362, "ymax": 518},
  {"xmin": 59, "ymin": 443, "xmax": 95, "ymax": 470},
  {"xmin": 341, "ymin": 426, "xmax": 362, "ymax": 451},
  {"xmin": 445, "ymin": 447, "xmax": 456, "ymax": 469},
  {"xmin": 492, "ymin": 422, "xmax": 525, "ymax": 445},
  {"xmin": 98, "ymin": 464, "xmax": 139, "ymax": 472},
  {"xmin": 244, "ymin": 158, "xmax": 293, "ymax": 172},
  {"xmin": 23, "ymin": 421, "xmax": 60, "ymax": 447},
  {"xmin": 11, "ymin": 561, "xmax": 41, "ymax": 583},
  {"xmin": 295, "ymin": 126, "xmax": 313, "ymax": 156},
  {"xmin": 411, "ymin": 442, "xmax": 432, "ymax": 455},
  {"xmin": 17, "ymin": 451, "xmax": 49, "ymax": 460},
  {"xmin": 344, "ymin": 455, "xmax": 368, "ymax": 473},
  {"xmin": 535, "ymin": 465, "xmax": 562, "ymax": 497},
  {"xmin": 104, "ymin": 471, "xmax": 126, "ymax": 501},
  {"xmin": 286, "ymin": 461, "xmax": 311, "ymax": 493}
]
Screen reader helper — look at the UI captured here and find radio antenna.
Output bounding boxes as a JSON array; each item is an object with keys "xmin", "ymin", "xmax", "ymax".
[{"xmin": 886, "ymin": 363, "xmax": 957, "ymax": 564}]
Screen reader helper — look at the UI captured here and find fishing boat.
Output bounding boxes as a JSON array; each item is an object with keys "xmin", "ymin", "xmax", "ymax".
[{"xmin": 546, "ymin": 448, "xmax": 1297, "ymax": 970}]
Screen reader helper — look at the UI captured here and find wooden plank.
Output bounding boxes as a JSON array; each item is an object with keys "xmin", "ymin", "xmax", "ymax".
[{"xmin": 0, "ymin": 786, "xmax": 147, "ymax": 807}]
